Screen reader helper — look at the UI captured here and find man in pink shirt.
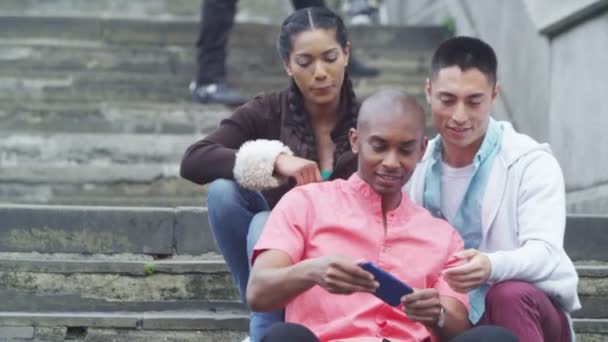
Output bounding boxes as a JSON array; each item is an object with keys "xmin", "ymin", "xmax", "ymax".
[{"xmin": 247, "ymin": 89, "xmax": 517, "ymax": 342}]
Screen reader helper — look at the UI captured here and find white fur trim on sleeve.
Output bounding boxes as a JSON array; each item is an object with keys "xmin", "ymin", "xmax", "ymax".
[{"xmin": 233, "ymin": 139, "xmax": 294, "ymax": 191}]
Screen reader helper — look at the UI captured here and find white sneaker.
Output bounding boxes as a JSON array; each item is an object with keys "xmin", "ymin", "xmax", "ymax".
[{"xmin": 241, "ymin": 337, "xmax": 250, "ymax": 342}]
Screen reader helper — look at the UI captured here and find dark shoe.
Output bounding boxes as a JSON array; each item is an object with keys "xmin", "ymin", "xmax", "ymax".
[
  {"xmin": 190, "ymin": 81, "xmax": 247, "ymax": 106},
  {"xmin": 349, "ymin": 56, "xmax": 380, "ymax": 78}
]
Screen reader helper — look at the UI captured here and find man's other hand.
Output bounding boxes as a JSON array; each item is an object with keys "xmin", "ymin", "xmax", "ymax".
[{"xmin": 401, "ymin": 288, "xmax": 442, "ymax": 326}]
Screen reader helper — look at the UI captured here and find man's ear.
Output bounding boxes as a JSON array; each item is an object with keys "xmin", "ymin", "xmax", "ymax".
[
  {"xmin": 425, "ymin": 78, "xmax": 432, "ymax": 105},
  {"xmin": 418, "ymin": 136, "xmax": 428, "ymax": 162},
  {"xmin": 491, "ymin": 81, "xmax": 500, "ymax": 103},
  {"xmin": 349, "ymin": 128, "xmax": 359, "ymax": 154}
]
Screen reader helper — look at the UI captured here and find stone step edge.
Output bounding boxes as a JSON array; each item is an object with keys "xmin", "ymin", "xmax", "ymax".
[
  {"xmin": 0, "ymin": 311, "xmax": 248, "ymax": 331},
  {"xmin": 0, "ymin": 253, "xmax": 604, "ymax": 277},
  {"xmin": 0, "ymin": 255, "xmax": 227, "ymax": 275},
  {"xmin": 0, "ymin": 313, "xmax": 603, "ymax": 333},
  {"xmin": 573, "ymin": 318, "xmax": 608, "ymax": 334}
]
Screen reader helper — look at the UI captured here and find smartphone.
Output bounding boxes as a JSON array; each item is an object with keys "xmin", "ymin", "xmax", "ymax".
[{"xmin": 360, "ymin": 261, "xmax": 414, "ymax": 307}]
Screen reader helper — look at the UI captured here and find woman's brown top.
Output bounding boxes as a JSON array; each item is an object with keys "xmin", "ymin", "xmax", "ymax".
[{"xmin": 180, "ymin": 87, "xmax": 358, "ymax": 208}]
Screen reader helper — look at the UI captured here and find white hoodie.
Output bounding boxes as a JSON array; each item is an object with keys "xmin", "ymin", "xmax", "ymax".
[{"xmin": 407, "ymin": 121, "xmax": 581, "ymax": 313}]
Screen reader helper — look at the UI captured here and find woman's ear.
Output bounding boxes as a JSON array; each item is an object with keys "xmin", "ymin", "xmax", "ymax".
[
  {"xmin": 344, "ymin": 42, "xmax": 351, "ymax": 68},
  {"xmin": 283, "ymin": 60, "xmax": 292, "ymax": 77}
]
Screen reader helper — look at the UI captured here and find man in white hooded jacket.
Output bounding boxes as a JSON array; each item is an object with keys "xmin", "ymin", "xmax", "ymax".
[{"xmin": 406, "ymin": 36, "xmax": 580, "ymax": 342}]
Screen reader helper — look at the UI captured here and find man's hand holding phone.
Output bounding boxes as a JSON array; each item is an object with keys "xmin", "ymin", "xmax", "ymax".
[
  {"xmin": 401, "ymin": 289, "xmax": 445, "ymax": 327},
  {"xmin": 310, "ymin": 256, "xmax": 379, "ymax": 295}
]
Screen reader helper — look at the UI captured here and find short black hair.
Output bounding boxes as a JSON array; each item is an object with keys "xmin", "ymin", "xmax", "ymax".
[{"xmin": 430, "ymin": 36, "xmax": 497, "ymax": 85}]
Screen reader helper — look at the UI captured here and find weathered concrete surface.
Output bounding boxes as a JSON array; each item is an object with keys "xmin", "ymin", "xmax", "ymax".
[
  {"xmin": 0, "ymin": 15, "xmax": 448, "ymax": 51},
  {"xmin": 575, "ymin": 274, "xmax": 608, "ymax": 318},
  {"xmin": 0, "ymin": 133, "xmax": 197, "ymax": 165},
  {"xmin": 0, "ymin": 40, "xmax": 431, "ymax": 78},
  {"xmin": 0, "ymin": 252, "xmax": 227, "ymax": 275},
  {"xmin": 0, "ymin": 326, "xmax": 34, "ymax": 339},
  {"xmin": 568, "ymin": 183, "xmax": 608, "ymax": 215},
  {"xmin": 0, "ymin": 312, "xmax": 137, "ymax": 329},
  {"xmin": 0, "ymin": 0, "xmax": 290, "ymax": 24},
  {"xmin": 0, "ymin": 72, "xmax": 426, "ymax": 105},
  {"xmin": 0, "ymin": 177, "xmax": 205, "ymax": 207},
  {"xmin": 523, "ymin": 0, "xmax": 608, "ymax": 35},
  {"xmin": 0, "ymin": 100, "xmax": 230, "ymax": 134},
  {"xmin": 175, "ymin": 207, "xmax": 216, "ymax": 255},
  {"xmin": 34, "ymin": 326, "xmax": 67, "ymax": 341},
  {"xmin": 0, "ymin": 164, "xmax": 182, "ymax": 184},
  {"xmin": 0, "ymin": 288, "xmax": 242, "ymax": 313},
  {"xmin": 0, "ymin": 272, "xmax": 237, "ymax": 302},
  {"xmin": 81, "ymin": 328, "xmax": 247, "ymax": 342},
  {"xmin": 565, "ymin": 215, "xmax": 608, "ymax": 261},
  {"xmin": 575, "ymin": 318, "xmax": 608, "ymax": 334},
  {"xmin": 549, "ymin": 11, "xmax": 608, "ymax": 196},
  {"xmin": 0, "ymin": 205, "xmax": 174, "ymax": 254},
  {"xmin": 1, "ymin": 205, "xmax": 605, "ymax": 257}
]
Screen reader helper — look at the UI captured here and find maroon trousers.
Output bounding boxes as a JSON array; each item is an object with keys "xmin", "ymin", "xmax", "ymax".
[{"xmin": 478, "ymin": 281, "xmax": 572, "ymax": 342}]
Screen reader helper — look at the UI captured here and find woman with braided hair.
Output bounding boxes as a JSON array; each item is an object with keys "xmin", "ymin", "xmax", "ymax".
[{"xmin": 180, "ymin": 7, "xmax": 359, "ymax": 342}]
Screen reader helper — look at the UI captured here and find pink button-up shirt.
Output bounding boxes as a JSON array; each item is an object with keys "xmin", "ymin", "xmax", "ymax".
[{"xmin": 253, "ymin": 173, "xmax": 468, "ymax": 342}]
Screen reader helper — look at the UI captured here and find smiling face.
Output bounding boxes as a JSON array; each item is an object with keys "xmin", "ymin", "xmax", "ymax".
[
  {"xmin": 426, "ymin": 66, "xmax": 498, "ymax": 164},
  {"xmin": 349, "ymin": 100, "xmax": 427, "ymax": 198},
  {"xmin": 283, "ymin": 28, "xmax": 349, "ymax": 106}
]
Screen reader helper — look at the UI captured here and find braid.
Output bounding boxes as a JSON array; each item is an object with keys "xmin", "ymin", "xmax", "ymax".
[{"xmin": 287, "ymin": 78, "xmax": 317, "ymax": 160}]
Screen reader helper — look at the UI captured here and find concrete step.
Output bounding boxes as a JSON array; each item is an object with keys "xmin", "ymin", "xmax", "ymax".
[
  {"xmin": 0, "ymin": 15, "xmax": 449, "ymax": 52},
  {"xmin": 565, "ymin": 215, "xmax": 608, "ymax": 262},
  {"xmin": 0, "ymin": 133, "xmax": 198, "ymax": 165},
  {"xmin": 0, "ymin": 311, "xmax": 247, "ymax": 341},
  {"xmin": 0, "ymin": 39, "xmax": 431, "ymax": 79},
  {"xmin": 0, "ymin": 71, "xmax": 427, "ymax": 105},
  {"xmin": 1, "ymin": 204, "xmax": 605, "ymax": 258},
  {"xmin": 0, "ymin": 101, "xmax": 230, "ymax": 135},
  {"xmin": 0, "ymin": 205, "xmax": 214, "ymax": 255},
  {"xmin": 575, "ymin": 263, "xmax": 608, "ymax": 319},
  {"xmin": 0, "ymin": 180, "xmax": 205, "ymax": 207},
  {"xmin": 0, "ymin": 253, "xmax": 239, "ymax": 306},
  {"xmin": 574, "ymin": 319, "xmax": 608, "ymax": 342},
  {"xmin": 0, "ymin": 0, "xmax": 288, "ymax": 23}
]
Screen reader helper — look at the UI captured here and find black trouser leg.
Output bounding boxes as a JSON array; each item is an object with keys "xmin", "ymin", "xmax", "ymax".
[
  {"xmin": 261, "ymin": 322, "xmax": 319, "ymax": 342},
  {"xmin": 196, "ymin": 0, "xmax": 238, "ymax": 85},
  {"xmin": 291, "ymin": 0, "xmax": 326, "ymax": 10}
]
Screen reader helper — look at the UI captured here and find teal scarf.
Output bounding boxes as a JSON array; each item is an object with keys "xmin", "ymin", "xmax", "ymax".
[{"xmin": 422, "ymin": 118, "xmax": 503, "ymax": 323}]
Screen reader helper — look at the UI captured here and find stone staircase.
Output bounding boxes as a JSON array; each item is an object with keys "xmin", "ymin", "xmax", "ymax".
[
  {"xmin": 0, "ymin": 1, "xmax": 443, "ymax": 207},
  {"xmin": 0, "ymin": 205, "xmax": 607, "ymax": 341},
  {"xmin": 1, "ymin": 1, "xmax": 605, "ymax": 341}
]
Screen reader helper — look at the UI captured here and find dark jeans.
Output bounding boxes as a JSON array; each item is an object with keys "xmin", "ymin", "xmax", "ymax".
[
  {"xmin": 261, "ymin": 322, "xmax": 518, "ymax": 342},
  {"xmin": 196, "ymin": 0, "xmax": 326, "ymax": 85},
  {"xmin": 206, "ymin": 179, "xmax": 283, "ymax": 342}
]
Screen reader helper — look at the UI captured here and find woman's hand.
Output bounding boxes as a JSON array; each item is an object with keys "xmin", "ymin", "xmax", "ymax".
[{"xmin": 274, "ymin": 153, "xmax": 322, "ymax": 186}]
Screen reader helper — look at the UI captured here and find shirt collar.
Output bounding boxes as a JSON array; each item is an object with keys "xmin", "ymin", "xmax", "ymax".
[{"xmin": 347, "ymin": 173, "xmax": 414, "ymax": 220}]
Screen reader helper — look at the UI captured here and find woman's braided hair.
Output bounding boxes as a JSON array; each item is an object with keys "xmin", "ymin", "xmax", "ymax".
[{"xmin": 278, "ymin": 6, "xmax": 358, "ymax": 163}]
